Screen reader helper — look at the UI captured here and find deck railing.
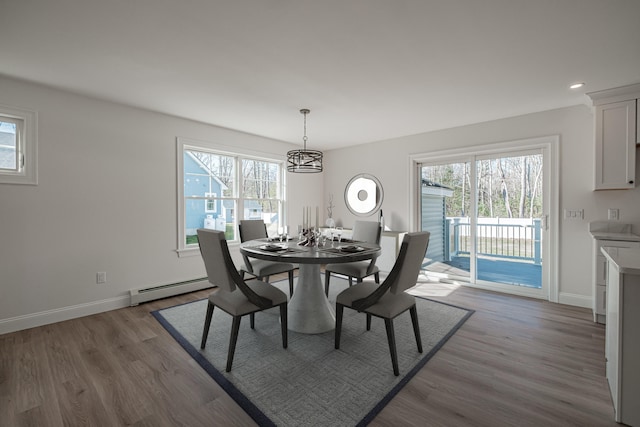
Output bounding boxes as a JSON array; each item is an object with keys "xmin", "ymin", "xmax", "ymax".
[{"xmin": 446, "ymin": 218, "xmax": 542, "ymax": 265}]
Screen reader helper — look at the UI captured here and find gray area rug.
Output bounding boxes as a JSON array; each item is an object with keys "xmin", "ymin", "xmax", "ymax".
[{"xmin": 152, "ymin": 276, "xmax": 473, "ymax": 426}]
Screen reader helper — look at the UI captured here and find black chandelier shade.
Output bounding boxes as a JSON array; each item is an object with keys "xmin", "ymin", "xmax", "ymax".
[
  {"xmin": 286, "ymin": 148, "xmax": 323, "ymax": 173},
  {"xmin": 287, "ymin": 108, "xmax": 323, "ymax": 173}
]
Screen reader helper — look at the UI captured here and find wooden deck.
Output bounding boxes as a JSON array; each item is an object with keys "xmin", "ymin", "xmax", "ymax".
[{"xmin": 425, "ymin": 255, "xmax": 542, "ymax": 288}]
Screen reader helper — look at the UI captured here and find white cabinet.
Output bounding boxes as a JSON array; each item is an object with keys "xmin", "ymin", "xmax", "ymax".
[
  {"xmin": 603, "ymin": 247, "xmax": 640, "ymax": 426},
  {"xmin": 588, "ymin": 83, "xmax": 640, "ymax": 191},
  {"xmin": 594, "ymin": 100, "xmax": 636, "ymax": 189},
  {"xmin": 592, "ymin": 239, "xmax": 640, "ymax": 323},
  {"xmin": 589, "ymin": 221, "xmax": 640, "ymax": 324},
  {"xmin": 378, "ymin": 231, "xmax": 407, "ymax": 272}
]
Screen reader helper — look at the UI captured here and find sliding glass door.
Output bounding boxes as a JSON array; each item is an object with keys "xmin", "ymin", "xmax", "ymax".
[
  {"xmin": 415, "ymin": 139, "xmax": 555, "ymax": 300},
  {"xmin": 474, "ymin": 153, "xmax": 543, "ymax": 289},
  {"xmin": 420, "ymin": 160, "xmax": 472, "ymax": 282}
]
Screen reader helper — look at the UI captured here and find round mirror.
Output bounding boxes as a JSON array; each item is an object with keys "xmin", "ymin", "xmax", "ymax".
[{"xmin": 344, "ymin": 174, "xmax": 383, "ymax": 216}]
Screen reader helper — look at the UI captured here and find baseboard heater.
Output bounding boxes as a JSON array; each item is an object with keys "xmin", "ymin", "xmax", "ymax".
[{"xmin": 129, "ymin": 277, "xmax": 211, "ymax": 306}]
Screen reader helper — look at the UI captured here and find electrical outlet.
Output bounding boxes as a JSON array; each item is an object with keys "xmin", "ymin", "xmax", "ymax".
[
  {"xmin": 96, "ymin": 272, "xmax": 107, "ymax": 284},
  {"xmin": 608, "ymin": 208, "xmax": 619, "ymax": 221}
]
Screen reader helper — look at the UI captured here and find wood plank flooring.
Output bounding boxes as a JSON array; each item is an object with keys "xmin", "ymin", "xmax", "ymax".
[{"xmin": 0, "ymin": 277, "xmax": 617, "ymax": 426}]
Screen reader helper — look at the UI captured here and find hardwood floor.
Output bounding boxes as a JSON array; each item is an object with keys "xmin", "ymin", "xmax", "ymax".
[{"xmin": 1, "ymin": 277, "xmax": 617, "ymax": 426}]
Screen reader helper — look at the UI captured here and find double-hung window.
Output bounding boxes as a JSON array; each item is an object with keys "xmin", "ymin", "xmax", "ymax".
[
  {"xmin": 0, "ymin": 105, "xmax": 38, "ymax": 185},
  {"xmin": 177, "ymin": 137, "xmax": 286, "ymax": 255}
]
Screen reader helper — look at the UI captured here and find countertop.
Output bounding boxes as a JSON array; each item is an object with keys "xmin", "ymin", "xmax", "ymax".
[
  {"xmin": 588, "ymin": 221, "xmax": 640, "ymax": 242},
  {"xmin": 590, "ymin": 231, "xmax": 640, "ymax": 242},
  {"xmin": 601, "ymin": 247, "xmax": 640, "ymax": 275}
]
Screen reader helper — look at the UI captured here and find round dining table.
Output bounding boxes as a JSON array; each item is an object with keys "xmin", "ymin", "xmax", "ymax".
[{"xmin": 239, "ymin": 238, "xmax": 381, "ymax": 334}]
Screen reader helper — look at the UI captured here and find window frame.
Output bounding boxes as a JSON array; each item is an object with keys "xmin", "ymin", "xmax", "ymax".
[
  {"xmin": 176, "ymin": 137, "xmax": 287, "ymax": 257},
  {"xmin": 409, "ymin": 135, "xmax": 559, "ymax": 302},
  {"xmin": 204, "ymin": 192, "xmax": 218, "ymax": 213},
  {"xmin": 0, "ymin": 104, "xmax": 38, "ymax": 185}
]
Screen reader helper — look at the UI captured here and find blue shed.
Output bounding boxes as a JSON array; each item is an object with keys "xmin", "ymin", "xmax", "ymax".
[
  {"xmin": 184, "ymin": 152, "xmax": 228, "ymax": 235},
  {"xmin": 421, "ymin": 179, "xmax": 454, "ymax": 264}
]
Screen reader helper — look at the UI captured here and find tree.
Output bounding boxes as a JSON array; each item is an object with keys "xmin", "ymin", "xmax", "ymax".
[{"xmin": 421, "ymin": 153, "xmax": 543, "ymax": 220}]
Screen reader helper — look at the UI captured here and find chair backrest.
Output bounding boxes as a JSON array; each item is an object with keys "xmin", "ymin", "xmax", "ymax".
[
  {"xmin": 389, "ymin": 231, "xmax": 430, "ymax": 295},
  {"xmin": 239, "ymin": 219, "xmax": 268, "ymax": 242},
  {"xmin": 352, "ymin": 220, "xmax": 382, "ymax": 244},
  {"xmin": 197, "ymin": 228, "xmax": 237, "ymax": 292}
]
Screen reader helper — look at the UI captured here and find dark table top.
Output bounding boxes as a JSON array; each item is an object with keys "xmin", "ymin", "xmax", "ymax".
[{"xmin": 239, "ymin": 238, "xmax": 381, "ymax": 265}]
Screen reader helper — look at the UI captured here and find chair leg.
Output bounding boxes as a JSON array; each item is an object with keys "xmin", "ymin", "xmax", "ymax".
[
  {"xmin": 374, "ymin": 272, "xmax": 380, "ymax": 283},
  {"xmin": 288, "ymin": 270, "xmax": 294, "ymax": 297},
  {"xmin": 366, "ymin": 313, "xmax": 372, "ymax": 331},
  {"xmin": 357, "ymin": 277, "xmax": 363, "ymax": 283},
  {"xmin": 409, "ymin": 305, "xmax": 423, "ymax": 353},
  {"xmin": 226, "ymin": 316, "xmax": 242, "ymax": 372},
  {"xmin": 335, "ymin": 303, "xmax": 344, "ymax": 349},
  {"xmin": 384, "ymin": 318, "xmax": 399, "ymax": 376},
  {"xmin": 279, "ymin": 303, "xmax": 288, "ymax": 349},
  {"xmin": 348, "ymin": 276, "xmax": 353, "ymax": 287},
  {"xmin": 264, "ymin": 275, "xmax": 270, "ymax": 283},
  {"xmin": 200, "ymin": 301, "xmax": 215, "ymax": 349},
  {"xmin": 250, "ymin": 313, "xmax": 255, "ymax": 329},
  {"xmin": 325, "ymin": 272, "xmax": 331, "ymax": 296}
]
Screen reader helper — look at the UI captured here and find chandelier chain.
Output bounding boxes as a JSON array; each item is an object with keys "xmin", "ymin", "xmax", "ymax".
[{"xmin": 302, "ymin": 109, "xmax": 308, "ymax": 149}]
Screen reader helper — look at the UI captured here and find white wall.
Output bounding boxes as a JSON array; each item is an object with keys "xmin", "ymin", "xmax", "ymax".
[
  {"xmin": 323, "ymin": 105, "xmax": 640, "ymax": 306},
  {"xmin": 2, "ymin": 74, "xmax": 639, "ymax": 333},
  {"xmin": 0, "ymin": 76, "xmax": 323, "ymax": 333}
]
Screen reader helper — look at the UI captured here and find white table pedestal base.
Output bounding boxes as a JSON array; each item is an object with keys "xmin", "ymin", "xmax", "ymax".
[{"xmin": 288, "ymin": 264, "xmax": 335, "ymax": 334}]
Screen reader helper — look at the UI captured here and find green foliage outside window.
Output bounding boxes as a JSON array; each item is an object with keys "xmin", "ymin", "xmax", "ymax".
[
  {"xmin": 422, "ymin": 154, "xmax": 543, "ymax": 219},
  {"xmin": 187, "ymin": 224, "xmax": 235, "ymax": 245}
]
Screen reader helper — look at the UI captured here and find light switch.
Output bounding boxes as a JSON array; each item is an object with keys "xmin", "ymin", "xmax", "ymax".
[{"xmin": 564, "ymin": 209, "xmax": 584, "ymax": 220}]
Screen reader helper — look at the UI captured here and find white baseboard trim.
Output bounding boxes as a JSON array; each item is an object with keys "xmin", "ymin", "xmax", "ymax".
[
  {"xmin": 0, "ymin": 296, "xmax": 130, "ymax": 335},
  {"xmin": 558, "ymin": 292, "xmax": 592, "ymax": 308}
]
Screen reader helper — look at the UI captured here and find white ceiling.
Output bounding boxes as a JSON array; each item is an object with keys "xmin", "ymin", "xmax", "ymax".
[{"xmin": 2, "ymin": 0, "xmax": 640, "ymax": 150}]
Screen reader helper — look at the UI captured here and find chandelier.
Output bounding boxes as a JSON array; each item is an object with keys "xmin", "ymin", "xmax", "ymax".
[{"xmin": 287, "ymin": 109, "xmax": 323, "ymax": 173}]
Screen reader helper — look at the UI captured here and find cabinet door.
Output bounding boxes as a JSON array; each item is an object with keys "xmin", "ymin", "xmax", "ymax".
[
  {"xmin": 596, "ymin": 284, "xmax": 606, "ymax": 313},
  {"xmin": 593, "ymin": 240, "xmax": 639, "ymax": 321},
  {"xmin": 637, "ymin": 99, "xmax": 640, "ymax": 144},
  {"xmin": 606, "ymin": 263, "xmax": 621, "ymax": 419},
  {"xmin": 594, "ymin": 100, "xmax": 637, "ymax": 190}
]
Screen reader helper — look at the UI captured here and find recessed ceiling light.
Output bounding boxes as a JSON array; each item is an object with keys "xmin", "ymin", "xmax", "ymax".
[{"xmin": 570, "ymin": 82, "xmax": 585, "ymax": 89}]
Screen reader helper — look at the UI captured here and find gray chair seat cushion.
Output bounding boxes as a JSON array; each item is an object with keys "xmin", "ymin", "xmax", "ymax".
[
  {"xmin": 326, "ymin": 260, "xmax": 379, "ymax": 278},
  {"xmin": 336, "ymin": 280, "xmax": 416, "ymax": 319},
  {"xmin": 334, "ymin": 231, "xmax": 430, "ymax": 377},
  {"xmin": 247, "ymin": 259, "xmax": 296, "ymax": 277},
  {"xmin": 211, "ymin": 280, "xmax": 288, "ymax": 316}
]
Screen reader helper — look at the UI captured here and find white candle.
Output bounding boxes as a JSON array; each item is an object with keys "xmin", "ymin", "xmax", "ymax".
[{"xmin": 316, "ymin": 206, "xmax": 319, "ymax": 230}]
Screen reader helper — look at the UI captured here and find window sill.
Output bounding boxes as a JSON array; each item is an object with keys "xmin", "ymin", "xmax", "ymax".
[
  {"xmin": 176, "ymin": 247, "xmax": 201, "ymax": 258},
  {"xmin": 177, "ymin": 240, "xmax": 241, "ymax": 258}
]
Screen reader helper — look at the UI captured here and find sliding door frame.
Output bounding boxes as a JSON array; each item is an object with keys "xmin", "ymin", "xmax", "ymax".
[{"xmin": 408, "ymin": 135, "xmax": 559, "ymax": 302}]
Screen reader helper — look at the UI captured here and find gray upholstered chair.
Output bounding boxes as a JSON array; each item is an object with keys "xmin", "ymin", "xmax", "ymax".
[
  {"xmin": 334, "ymin": 231, "xmax": 430, "ymax": 376},
  {"xmin": 197, "ymin": 228, "xmax": 288, "ymax": 372},
  {"xmin": 239, "ymin": 219, "xmax": 297, "ymax": 297},
  {"xmin": 324, "ymin": 220, "xmax": 382, "ymax": 296}
]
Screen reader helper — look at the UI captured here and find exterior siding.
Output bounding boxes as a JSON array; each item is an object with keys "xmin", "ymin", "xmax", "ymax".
[
  {"xmin": 421, "ymin": 194, "xmax": 446, "ymax": 262},
  {"xmin": 183, "ymin": 152, "xmax": 226, "ymax": 234}
]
